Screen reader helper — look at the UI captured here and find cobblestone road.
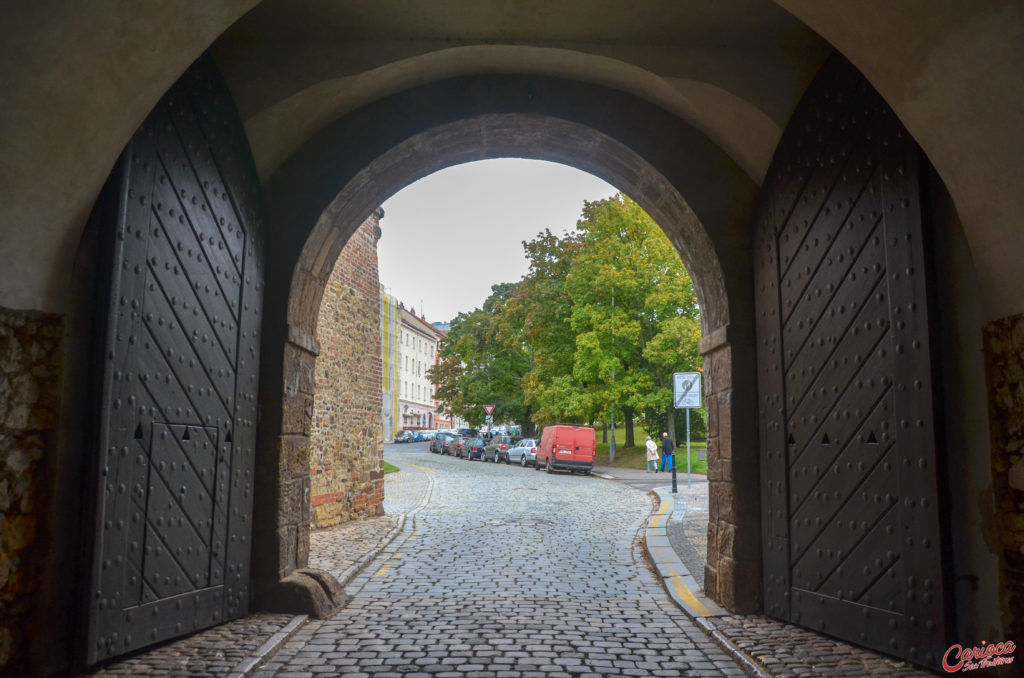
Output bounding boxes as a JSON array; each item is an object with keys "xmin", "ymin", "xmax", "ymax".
[
  {"xmin": 258, "ymin": 445, "xmax": 746, "ymax": 677},
  {"xmin": 663, "ymin": 479, "xmax": 709, "ymax": 592}
]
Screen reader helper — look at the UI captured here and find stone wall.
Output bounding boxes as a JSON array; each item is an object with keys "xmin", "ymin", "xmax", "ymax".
[
  {"xmin": 983, "ymin": 313, "xmax": 1024, "ymax": 645},
  {"xmin": 309, "ymin": 212, "xmax": 384, "ymax": 528},
  {"xmin": 700, "ymin": 325, "xmax": 761, "ymax": 613},
  {"xmin": 0, "ymin": 308, "xmax": 61, "ymax": 671}
]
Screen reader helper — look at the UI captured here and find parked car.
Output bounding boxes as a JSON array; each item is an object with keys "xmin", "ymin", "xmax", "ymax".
[
  {"xmin": 421, "ymin": 430, "xmax": 437, "ymax": 441},
  {"xmin": 430, "ymin": 433, "xmax": 454, "ymax": 454},
  {"xmin": 450, "ymin": 435, "xmax": 470, "ymax": 457},
  {"xmin": 508, "ymin": 438, "xmax": 538, "ymax": 467},
  {"xmin": 462, "ymin": 436, "xmax": 486, "ymax": 460},
  {"xmin": 483, "ymin": 435, "xmax": 520, "ymax": 463},
  {"xmin": 394, "ymin": 430, "xmax": 414, "ymax": 443},
  {"xmin": 456, "ymin": 427, "xmax": 476, "ymax": 437},
  {"xmin": 535, "ymin": 425, "xmax": 595, "ymax": 474}
]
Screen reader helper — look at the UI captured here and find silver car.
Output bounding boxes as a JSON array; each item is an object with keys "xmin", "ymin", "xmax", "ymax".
[{"xmin": 508, "ymin": 438, "xmax": 538, "ymax": 467}]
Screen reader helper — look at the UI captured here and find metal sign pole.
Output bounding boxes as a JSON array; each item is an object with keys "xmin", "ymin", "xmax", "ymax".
[
  {"xmin": 672, "ymin": 371, "xmax": 701, "ymax": 495},
  {"xmin": 686, "ymin": 407, "xmax": 691, "ymax": 488},
  {"xmin": 671, "ymin": 450, "xmax": 677, "ymax": 494}
]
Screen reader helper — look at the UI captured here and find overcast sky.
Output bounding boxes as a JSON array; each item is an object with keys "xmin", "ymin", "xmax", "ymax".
[{"xmin": 378, "ymin": 159, "xmax": 617, "ymax": 323}]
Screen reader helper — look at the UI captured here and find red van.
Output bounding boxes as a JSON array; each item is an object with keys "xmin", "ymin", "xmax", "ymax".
[{"xmin": 535, "ymin": 425, "xmax": 596, "ymax": 475}]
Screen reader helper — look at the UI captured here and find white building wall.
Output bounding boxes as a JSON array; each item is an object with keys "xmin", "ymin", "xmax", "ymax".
[
  {"xmin": 398, "ymin": 309, "xmax": 439, "ymax": 429},
  {"xmin": 380, "ymin": 288, "xmax": 401, "ymax": 442}
]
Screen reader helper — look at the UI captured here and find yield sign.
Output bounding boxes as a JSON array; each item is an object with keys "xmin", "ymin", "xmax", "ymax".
[{"xmin": 483, "ymin": 404, "xmax": 495, "ymax": 415}]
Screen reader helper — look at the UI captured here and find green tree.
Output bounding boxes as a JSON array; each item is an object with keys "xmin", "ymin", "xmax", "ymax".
[
  {"xmin": 564, "ymin": 194, "xmax": 702, "ymax": 446},
  {"xmin": 430, "ymin": 195, "xmax": 703, "ymax": 445},
  {"xmin": 429, "ymin": 283, "xmax": 531, "ymax": 428},
  {"xmin": 505, "ymin": 229, "xmax": 586, "ymax": 426}
]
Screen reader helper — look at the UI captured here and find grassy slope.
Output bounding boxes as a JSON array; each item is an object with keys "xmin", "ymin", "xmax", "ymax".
[
  {"xmin": 383, "ymin": 461, "xmax": 400, "ymax": 474},
  {"xmin": 594, "ymin": 427, "xmax": 707, "ymax": 473}
]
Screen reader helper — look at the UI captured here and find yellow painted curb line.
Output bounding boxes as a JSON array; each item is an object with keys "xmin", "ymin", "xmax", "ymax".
[{"xmin": 668, "ymin": 575, "xmax": 713, "ymax": 617}]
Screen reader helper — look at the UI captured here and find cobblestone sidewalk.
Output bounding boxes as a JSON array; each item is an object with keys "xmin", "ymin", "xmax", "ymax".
[
  {"xmin": 87, "ymin": 515, "xmax": 405, "ymax": 677},
  {"xmin": 663, "ymin": 478, "xmax": 709, "ymax": 592},
  {"xmin": 86, "ymin": 613, "xmax": 299, "ymax": 677},
  {"xmin": 709, "ymin": 615, "xmax": 938, "ymax": 677},
  {"xmin": 310, "ymin": 514, "xmax": 403, "ymax": 584}
]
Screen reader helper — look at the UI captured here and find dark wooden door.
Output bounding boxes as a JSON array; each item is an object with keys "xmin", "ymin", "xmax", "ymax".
[
  {"xmin": 753, "ymin": 56, "xmax": 949, "ymax": 668},
  {"xmin": 86, "ymin": 56, "xmax": 263, "ymax": 664}
]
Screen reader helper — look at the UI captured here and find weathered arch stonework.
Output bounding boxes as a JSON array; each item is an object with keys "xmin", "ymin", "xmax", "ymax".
[
  {"xmin": 0, "ymin": 3, "xmax": 1021, "ymax": 673},
  {"xmin": 0, "ymin": 310, "xmax": 61, "ymax": 669},
  {"xmin": 258, "ymin": 102, "xmax": 760, "ymax": 617}
]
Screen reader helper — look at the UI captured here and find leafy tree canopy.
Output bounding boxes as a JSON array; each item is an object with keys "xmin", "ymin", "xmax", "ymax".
[{"xmin": 429, "ymin": 194, "xmax": 703, "ymax": 444}]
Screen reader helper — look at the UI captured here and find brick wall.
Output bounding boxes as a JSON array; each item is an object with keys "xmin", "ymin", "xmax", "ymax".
[
  {"xmin": 309, "ymin": 212, "xmax": 385, "ymax": 528},
  {"xmin": 983, "ymin": 313, "xmax": 1024, "ymax": 645},
  {"xmin": 0, "ymin": 308, "xmax": 61, "ymax": 670}
]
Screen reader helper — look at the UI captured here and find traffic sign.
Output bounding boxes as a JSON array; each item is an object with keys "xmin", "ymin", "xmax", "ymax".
[
  {"xmin": 483, "ymin": 404, "xmax": 495, "ymax": 415},
  {"xmin": 673, "ymin": 372, "xmax": 702, "ymax": 409}
]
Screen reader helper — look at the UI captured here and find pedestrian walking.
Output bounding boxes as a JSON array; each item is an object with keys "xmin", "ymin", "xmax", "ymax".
[
  {"xmin": 645, "ymin": 436, "xmax": 660, "ymax": 472},
  {"xmin": 660, "ymin": 432, "xmax": 675, "ymax": 472}
]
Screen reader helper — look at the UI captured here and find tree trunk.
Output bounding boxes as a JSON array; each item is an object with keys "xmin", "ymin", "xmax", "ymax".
[
  {"xmin": 601, "ymin": 421, "xmax": 608, "ymax": 443},
  {"xmin": 624, "ymin": 407, "xmax": 636, "ymax": 448},
  {"xmin": 666, "ymin": 402, "xmax": 676, "ymax": 442}
]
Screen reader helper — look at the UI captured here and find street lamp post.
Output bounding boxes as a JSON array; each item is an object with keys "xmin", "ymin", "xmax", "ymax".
[{"xmin": 609, "ymin": 285, "xmax": 616, "ymax": 463}]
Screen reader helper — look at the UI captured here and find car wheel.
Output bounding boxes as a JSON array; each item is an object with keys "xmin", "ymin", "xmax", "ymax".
[
  {"xmin": 505, "ymin": 457, "xmax": 510, "ymax": 465},
  {"xmin": 520, "ymin": 455, "xmax": 526, "ymax": 467},
  {"xmin": 545, "ymin": 457, "xmax": 554, "ymax": 473}
]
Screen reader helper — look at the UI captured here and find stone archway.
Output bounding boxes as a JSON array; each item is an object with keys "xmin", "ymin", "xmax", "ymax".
[
  {"xmin": 252, "ymin": 91, "xmax": 761, "ymax": 615},
  {"xmin": 3, "ymin": 4, "xmax": 1020, "ymax": 673}
]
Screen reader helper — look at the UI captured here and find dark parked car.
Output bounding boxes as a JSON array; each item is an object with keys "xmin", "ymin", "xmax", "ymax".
[
  {"xmin": 394, "ymin": 430, "xmax": 414, "ymax": 443},
  {"xmin": 461, "ymin": 436, "xmax": 486, "ymax": 460},
  {"xmin": 483, "ymin": 435, "xmax": 520, "ymax": 463},
  {"xmin": 450, "ymin": 435, "xmax": 470, "ymax": 458},
  {"xmin": 430, "ymin": 433, "xmax": 454, "ymax": 454}
]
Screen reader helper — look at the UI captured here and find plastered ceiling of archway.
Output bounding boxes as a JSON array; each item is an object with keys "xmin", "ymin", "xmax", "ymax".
[{"xmin": 0, "ymin": 1, "xmax": 1022, "ymax": 322}]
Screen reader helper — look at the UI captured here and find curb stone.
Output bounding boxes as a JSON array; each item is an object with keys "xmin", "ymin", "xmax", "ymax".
[
  {"xmin": 226, "ymin": 615, "xmax": 308, "ymax": 678},
  {"xmin": 334, "ymin": 514, "xmax": 407, "ymax": 588},
  {"xmin": 227, "ymin": 515, "xmax": 407, "ymax": 676},
  {"xmin": 642, "ymin": 487, "xmax": 772, "ymax": 678},
  {"xmin": 231, "ymin": 512, "xmax": 411, "ymax": 675}
]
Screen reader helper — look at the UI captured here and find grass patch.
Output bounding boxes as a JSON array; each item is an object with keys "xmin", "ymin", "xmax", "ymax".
[
  {"xmin": 594, "ymin": 428, "xmax": 707, "ymax": 473},
  {"xmin": 382, "ymin": 461, "xmax": 400, "ymax": 474}
]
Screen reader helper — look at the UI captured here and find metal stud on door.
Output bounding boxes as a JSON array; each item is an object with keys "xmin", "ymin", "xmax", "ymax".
[
  {"xmin": 85, "ymin": 56, "xmax": 263, "ymax": 664},
  {"xmin": 753, "ymin": 56, "xmax": 949, "ymax": 669}
]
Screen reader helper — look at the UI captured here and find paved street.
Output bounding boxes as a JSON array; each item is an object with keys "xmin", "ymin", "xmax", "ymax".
[{"xmin": 257, "ymin": 443, "xmax": 746, "ymax": 677}]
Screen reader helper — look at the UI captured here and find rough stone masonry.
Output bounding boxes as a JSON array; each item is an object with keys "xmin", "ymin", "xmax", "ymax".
[
  {"xmin": 0, "ymin": 308, "xmax": 61, "ymax": 669},
  {"xmin": 309, "ymin": 210, "xmax": 385, "ymax": 528}
]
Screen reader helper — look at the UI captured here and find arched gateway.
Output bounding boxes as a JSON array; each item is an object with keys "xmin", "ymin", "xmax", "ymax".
[
  {"xmin": 80, "ymin": 52, "xmax": 951, "ymax": 670},
  {"xmin": 3, "ymin": 4, "xmax": 1019, "ymax": 676}
]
